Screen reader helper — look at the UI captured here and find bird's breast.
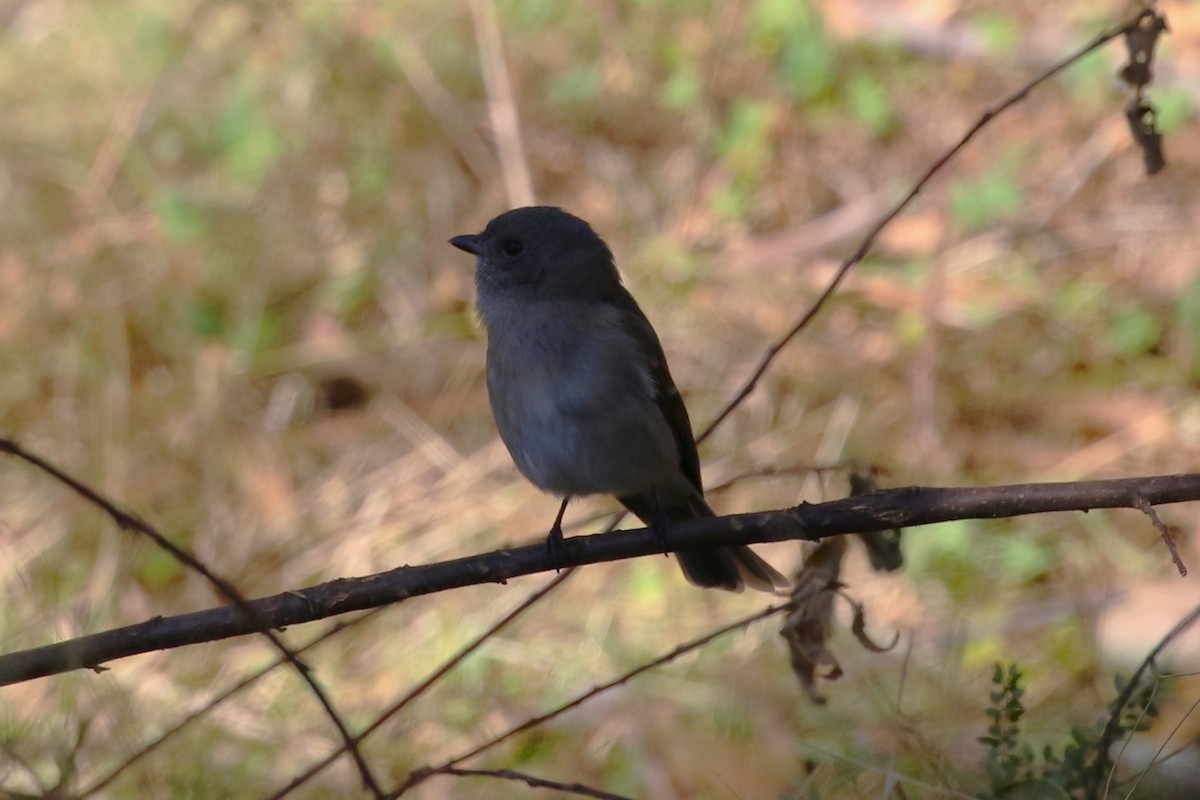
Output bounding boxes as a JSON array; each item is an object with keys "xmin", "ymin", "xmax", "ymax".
[{"xmin": 483, "ymin": 305, "xmax": 678, "ymax": 497}]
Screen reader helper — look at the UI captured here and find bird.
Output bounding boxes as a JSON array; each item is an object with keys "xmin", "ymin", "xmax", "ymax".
[{"xmin": 449, "ymin": 206, "xmax": 788, "ymax": 592}]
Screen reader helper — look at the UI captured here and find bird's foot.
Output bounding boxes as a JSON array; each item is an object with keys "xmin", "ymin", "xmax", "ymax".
[
  {"xmin": 544, "ymin": 524, "xmax": 567, "ymax": 572},
  {"xmin": 650, "ymin": 519, "xmax": 672, "ymax": 557}
]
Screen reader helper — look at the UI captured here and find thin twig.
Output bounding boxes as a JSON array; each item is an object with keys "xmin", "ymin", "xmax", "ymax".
[
  {"xmin": 392, "ymin": 39, "xmax": 495, "ymax": 177},
  {"xmin": 75, "ymin": 610, "xmax": 381, "ymax": 799},
  {"xmin": 706, "ymin": 460, "xmax": 858, "ymax": 495},
  {"xmin": 793, "ymin": 737, "xmax": 981, "ymax": 799},
  {"xmin": 1136, "ymin": 495, "xmax": 1187, "ymax": 575},
  {"xmin": 266, "ymin": 570, "xmax": 576, "ymax": 800},
  {"xmin": 391, "ymin": 602, "xmax": 795, "ymax": 796},
  {"xmin": 468, "ymin": 0, "xmax": 534, "ymax": 206},
  {"xmin": 0, "ymin": 438, "xmax": 385, "ymax": 799},
  {"xmin": 428, "ymin": 767, "xmax": 635, "ymax": 800},
  {"xmin": 697, "ymin": 8, "xmax": 1159, "ymax": 445},
  {"xmin": 1109, "ymin": 674, "xmax": 1162, "ymax": 798},
  {"xmin": 1089, "ymin": 599, "xmax": 1200, "ymax": 800},
  {"xmin": 1121, "ymin": 686, "xmax": 1200, "ymax": 799}
]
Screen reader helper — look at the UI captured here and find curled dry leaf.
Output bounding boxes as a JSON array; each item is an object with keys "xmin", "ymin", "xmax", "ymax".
[
  {"xmin": 780, "ymin": 537, "xmax": 845, "ymax": 704},
  {"xmin": 1118, "ymin": 12, "xmax": 1168, "ymax": 90},
  {"xmin": 780, "ymin": 533, "xmax": 901, "ymax": 702},
  {"xmin": 1118, "ymin": 11, "xmax": 1169, "ymax": 176}
]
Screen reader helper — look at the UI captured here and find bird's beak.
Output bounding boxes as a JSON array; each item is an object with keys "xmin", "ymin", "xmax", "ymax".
[{"xmin": 449, "ymin": 234, "xmax": 483, "ymax": 255}]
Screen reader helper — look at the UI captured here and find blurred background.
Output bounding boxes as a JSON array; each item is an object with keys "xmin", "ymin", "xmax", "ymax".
[{"xmin": 3, "ymin": 0, "xmax": 1200, "ymax": 797}]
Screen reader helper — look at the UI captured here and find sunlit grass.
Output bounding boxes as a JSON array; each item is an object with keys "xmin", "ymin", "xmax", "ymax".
[{"xmin": 3, "ymin": 0, "xmax": 1199, "ymax": 797}]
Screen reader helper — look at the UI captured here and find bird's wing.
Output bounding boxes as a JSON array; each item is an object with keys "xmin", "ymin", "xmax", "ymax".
[{"xmin": 609, "ymin": 287, "xmax": 705, "ymax": 495}]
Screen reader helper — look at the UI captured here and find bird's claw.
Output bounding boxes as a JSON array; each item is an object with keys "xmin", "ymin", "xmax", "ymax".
[
  {"xmin": 651, "ymin": 520, "xmax": 671, "ymax": 557},
  {"xmin": 544, "ymin": 524, "xmax": 567, "ymax": 572}
]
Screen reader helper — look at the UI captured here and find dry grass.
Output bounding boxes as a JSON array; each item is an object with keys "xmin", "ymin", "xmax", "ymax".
[{"xmin": 3, "ymin": 0, "xmax": 1200, "ymax": 797}]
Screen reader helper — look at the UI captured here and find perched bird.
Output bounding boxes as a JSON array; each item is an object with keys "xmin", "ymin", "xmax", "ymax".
[{"xmin": 450, "ymin": 206, "xmax": 787, "ymax": 592}]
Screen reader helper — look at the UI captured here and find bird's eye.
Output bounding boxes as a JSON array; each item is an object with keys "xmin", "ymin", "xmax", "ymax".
[{"xmin": 501, "ymin": 239, "xmax": 524, "ymax": 257}]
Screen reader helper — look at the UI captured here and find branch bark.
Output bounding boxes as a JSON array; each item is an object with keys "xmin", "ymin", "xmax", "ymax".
[{"xmin": 3, "ymin": 472, "xmax": 1196, "ymax": 687}]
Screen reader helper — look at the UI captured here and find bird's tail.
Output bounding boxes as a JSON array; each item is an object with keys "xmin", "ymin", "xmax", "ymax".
[{"xmin": 619, "ymin": 491, "xmax": 789, "ymax": 593}]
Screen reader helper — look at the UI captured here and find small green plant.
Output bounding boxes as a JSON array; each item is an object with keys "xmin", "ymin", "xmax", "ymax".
[
  {"xmin": 977, "ymin": 663, "xmax": 1161, "ymax": 799},
  {"xmin": 978, "ymin": 663, "xmax": 1036, "ymax": 796},
  {"xmin": 949, "ymin": 164, "xmax": 1026, "ymax": 232}
]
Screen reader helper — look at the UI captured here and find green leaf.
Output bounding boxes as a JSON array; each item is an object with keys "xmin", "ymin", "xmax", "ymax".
[
  {"xmin": 135, "ymin": 547, "xmax": 186, "ymax": 590},
  {"xmin": 190, "ymin": 297, "xmax": 226, "ymax": 339},
  {"xmin": 660, "ymin": 63, "xmax": 701, "ymax": 110},
  {"xmin": 1152, "ymin": 85, "xmax": 1193, "ymax": 134},
  {"xmin": 846, "ymin": 70, "xmax": 896, "ymax": 135},
  {"xmin": 749, "ymin": 0, "xmax": 834, "ymax": 101},
  {"xmin": 219, "ymin": 78, "xmax": 286, "ymax": 186},
  {"xmin": 973, "ymin": 13, "xmax": 1020, "ymax": 54},
  {"xmin": 548, "ymin": 64, "xmax": 604, "ymax": 121},
  {"xmin": 1104, "ymin": 306, "xmax": 1162, "ymax": 357},
  {"xmin": 949, "ymin": 168, "xmax": 1025, "ymax": 232},
  {"xmin": 155, "ymin": 191, "xmax": 207, "ymax": 243}
]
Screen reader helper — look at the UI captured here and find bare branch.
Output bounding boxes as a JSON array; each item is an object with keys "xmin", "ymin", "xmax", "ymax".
[
  {"xmin": 1136, "ymin": 496, "xmax": 1186, "ymax": 576},
  {"xmin": 391, "ymin": 603, "xmax": 794, "ymax": 796},
  {"xmin": 468, "ymin": 0, "xmax": 534, "ymax": 206},
  {"xmin": 265, "ymin": 570, "xmax": 575, "ymax": 800},
  {"xmin": 1090, "ymin": 599, "xmax": 1200, "ymax": 800},
  {"xmin": 696, "ymin": 7, "xmax": 1158, "ymax": 444},
  {"xmin": 421, "ymin": 767, "xmax": 635, "ymax": 800},
  {"xmin": 75, "ymin": 610, "xmax": 380, "ymax": 799},
  {"xmin": 0, "ymin": 437, "xmax": 385, "ymax": 798},
  {"xmin": 4, "ymin": 472, "xmax": 1197, "ymax": 688}
]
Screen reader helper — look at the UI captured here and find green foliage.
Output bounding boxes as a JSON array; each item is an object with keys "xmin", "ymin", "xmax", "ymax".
[
  {"xmin": 713, "ymin": 98, "xmax": 778, "ymax": 217},
  {"xmin": 749, "ymin": 0, "xmax": 834, "ymax": 102},
  {"xmin": 972, "ymin": 13, "xmax": 1021, "ymax": 55},
  {"xmin": 155, "ymin": 190, "xmax": 208, "ymax": 243},
  {"xmin": 1151, "ymin": 84, "xmax": 1195, "ymax": 134},
  {"xmin": 1064, "ymin": 49, "xmax": 1115, "ymax": 108},
  {"xmin": 978, "ymin": 663, "xmax": 1033, "ymax": 795},
  {"xmin": 1052, "ymin": 281, "xmax": 1168, "ymax": 372},
  {"xmin": 950, "ymin": 165, "xmax": 1026, "ymax": 232},
  {"xmin": 501, "ymin": 0, "xmax": 567, "ymax": 31},
  {"xmin": 906, "ymin": 519, "xmax": 1058, "ymax": 607},
  {"xmin": 320, "ymin": 267, "xmax": 378, "ymax": 322},
  {"xmin": 658, "ymin": 40, "xmax": 703, "ymax": 111},
  {"xmin": 993, "ymin": 535, "xmax": 1055, "ymax": 585},
  {"xmin": 845, "ymin": 69, "xmax": 898, "ymax": 135},
  {"xmin": 1103, "ymin": 306, "xmax": 1163, "ymax": 358},
  {"xmin": 635, "ymin": 234, "xmax": 702, "ymax": 286},
  {"xmin": 218, "ymin": 78, "xmax": 289, "ymax": 187},
  {"xmin": 1174, "ymin": 278, "xmax": 1200, "ymax": 381},
  {"xmin": 906, "ymin": 519, "xmax": 979, "ymax": 600},
  {"xmin": 133, "ymin": 546, "xmax": 188, "ymax": 591},
  {"xmin": 625, "ymin": 558, "xmax": 670, "ymax": 604},
  {"xmin": 189, "ymin": 296, "xmax": 226, "ymax": 339},
  {"xmin": 549, "ymin": 64, "xmax": 604, "ymax": 123},
  {"xmin": 977, "ymin": 662, "xmax": 1162, "ymax": 799}
]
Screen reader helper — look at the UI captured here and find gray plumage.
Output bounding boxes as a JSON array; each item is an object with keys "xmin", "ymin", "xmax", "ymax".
[{"xmin": 450, "ymin": 206, "xmax": 788, "ymax": 592}]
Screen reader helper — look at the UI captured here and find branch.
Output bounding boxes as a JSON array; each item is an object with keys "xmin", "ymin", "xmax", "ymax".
[
  {"xmin": 75, "ymin": 610, "xmax": 380, "ymax": 799},
  {"xmin": 264, "ymin": 571, "xmax": 575, "ymax": 800},
  {"xmin": 0, "ymin": 438, "xmax": 385, "ymax": 796},
  {"xmin": 2, "ymin": 473, "xmax": 1196, "ymax": 687},
  {"xmin": 392, "ymin": 603, "xmax": 794, "ymax": 796},
  {"xmin": 696, "ymin": 7, "xmax": 1161, "ymax": 443},
  {"xmin": 421, "ymin": 768, "xmax": 634, "ymax": 800},
  {"xmin": 1089, "ymin": 598, "xmax": 1200, "ymax": 800}
]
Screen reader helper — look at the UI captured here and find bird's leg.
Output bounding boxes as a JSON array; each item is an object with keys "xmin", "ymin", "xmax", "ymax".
[
  {"xmin": 544, "ymin": 496, "xmax": 571, "ymax": 571},
  {"xmin": 648, "ymin": 490, "xmax": 671, "ymax": 557},
  {"xmin": 651, "ymin": 521, "xmax": 672, "ymax": 557}
]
